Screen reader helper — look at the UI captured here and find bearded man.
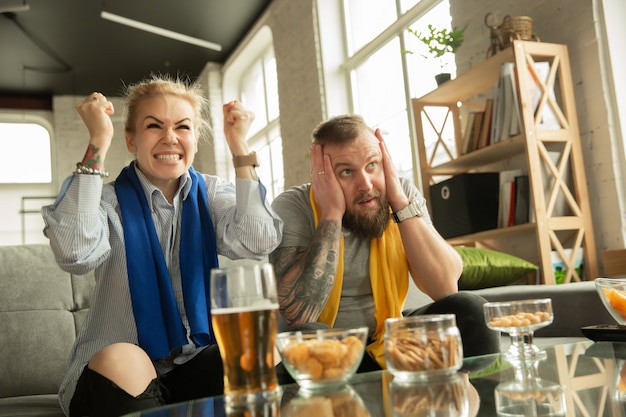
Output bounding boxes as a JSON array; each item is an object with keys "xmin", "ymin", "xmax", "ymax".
[{"xmin": 269, "ymin": 115, "xmax": 500, "ymax": 378}]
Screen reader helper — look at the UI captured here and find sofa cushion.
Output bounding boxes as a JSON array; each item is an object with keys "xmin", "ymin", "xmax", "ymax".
[
  {"xmin": 456, "ymin": 247, "xmax": 538, "ymax": 290},
  {"xmin": 1, "ymin": 310, "xmax": 76, "ymax": 397},
  {"xmin": 0, "ymin": 395, "xmax": 65, "ymax": 417},
  {"xmin": 0, "ymin": 244, "xmax": 94, "ymax": 399}
]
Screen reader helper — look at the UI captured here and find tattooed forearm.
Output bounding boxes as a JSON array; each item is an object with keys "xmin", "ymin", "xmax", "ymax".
[
  {"xmin": 270, "ymin": 219, "xmax": 342, "ymax": 327},
  {"xmin": 81, "ymin": 144, "xmax": 104, "ymax": 168}
]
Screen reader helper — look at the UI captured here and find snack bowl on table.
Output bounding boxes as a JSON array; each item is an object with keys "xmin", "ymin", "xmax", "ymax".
[
  {"xmin": 483, "ymin": 298, "xmax": 553, "ymax": 363},
  {"xmin": 384, "ymin": 314, "xmax": 463, "ymax": 381},
  {"xmin": 275, "ymin": 327, "xmax": 368, "ymax": 392},
  {"xmin": 595, "ymin": 278, "xmax": 626, "ymax": 325}
]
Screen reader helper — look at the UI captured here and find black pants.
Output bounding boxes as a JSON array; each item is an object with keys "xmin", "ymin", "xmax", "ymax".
[
  {"xmin": 69, "ymin": 344, "xmax": 224, "ymax": 417},
  {"xmin": 276, "ymin": 291, "xmax": 500, "ymax": 384}
]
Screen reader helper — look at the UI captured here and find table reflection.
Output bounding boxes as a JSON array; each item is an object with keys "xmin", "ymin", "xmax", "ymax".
[
  {"xmin": 494, "ymin": 378, "xmax": 565, "ymax": 417},
  {"xmin": 386, "ymin": 372, "xmax": 477, "ymax": 417},
  {"xmin": 280, "ymin": 385, "xmax": 369, "ymax": 417}
]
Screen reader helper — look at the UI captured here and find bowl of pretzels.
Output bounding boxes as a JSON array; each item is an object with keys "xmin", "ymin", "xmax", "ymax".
[
  {"xmin": 384, "ymin": 314, "xmax": 463, "ymax": 381},
  {"xmin": 275, "ymin": 327, "xmax": 367, "ymax": 391}
]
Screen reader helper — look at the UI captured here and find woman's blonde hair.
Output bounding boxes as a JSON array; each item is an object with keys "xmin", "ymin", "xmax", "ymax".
[{"xmin": 123, "ymin": 73, "xmax": 212, "ymax": 142}]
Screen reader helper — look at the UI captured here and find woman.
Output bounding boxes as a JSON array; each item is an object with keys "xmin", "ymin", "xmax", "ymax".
[{"xmin": 42, "ymin": 74, "xmax": 283, "ymax": 417}]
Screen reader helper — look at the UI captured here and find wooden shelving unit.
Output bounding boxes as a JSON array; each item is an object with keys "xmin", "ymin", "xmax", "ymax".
[{"xmin": 412, "ymin": 41, "xmax": 598, "ymax": 285}]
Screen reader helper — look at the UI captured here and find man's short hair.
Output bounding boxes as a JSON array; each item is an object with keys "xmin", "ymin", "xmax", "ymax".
[{"xmin": 311, "ymin": 114, "xmax": 374, "ymax": 145}]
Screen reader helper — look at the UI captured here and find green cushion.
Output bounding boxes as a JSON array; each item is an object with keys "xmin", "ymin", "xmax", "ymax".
[{"xmin": 456, "ymin": 247, "xmax": 538, "ymax": 290}]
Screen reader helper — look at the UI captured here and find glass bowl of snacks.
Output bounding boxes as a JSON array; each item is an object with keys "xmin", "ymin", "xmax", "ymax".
[
  {"xmin": 384, "ymin": 314, "xmax": 463, "ymax": 381},
  {"xmin": 275, "ymin": 327, "xmax": 367, "ymax": 392},
  {"xmin": 483, "ymin": 298, "xmax": 553, "ymax": 363},
  {"xmin": 595, "ymin": 278, "xmax": 626, "ymax": 325}
]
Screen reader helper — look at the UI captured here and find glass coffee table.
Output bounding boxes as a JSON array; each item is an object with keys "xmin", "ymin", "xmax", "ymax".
[{"xmin": 124, "ymin": 340, "xmax": 626, "ymax": 417}]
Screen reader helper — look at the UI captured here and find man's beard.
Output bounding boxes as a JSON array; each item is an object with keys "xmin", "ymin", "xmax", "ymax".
[{"xmin": 342, "ymin": 194, "xmax": 390, "ymax": 240}]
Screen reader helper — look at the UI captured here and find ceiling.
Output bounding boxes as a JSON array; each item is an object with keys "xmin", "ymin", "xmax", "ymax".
[{"xmin": 0, "ymin": 0, "xmax": 272, "ymax": 100}]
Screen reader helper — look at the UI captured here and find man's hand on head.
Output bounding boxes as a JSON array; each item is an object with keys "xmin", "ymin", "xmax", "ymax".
[
  {"xmin": 375, "ymin": 129, "xmax": 409, "ymax": 212},
  {"xmin": 310, "ymin": 143, "xmax": 345, "ymax": 221}
]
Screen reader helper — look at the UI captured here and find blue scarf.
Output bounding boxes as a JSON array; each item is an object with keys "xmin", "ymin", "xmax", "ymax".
[{"xmin": 115, "ymin": 162, "xmax": 218, "ymax": 360}]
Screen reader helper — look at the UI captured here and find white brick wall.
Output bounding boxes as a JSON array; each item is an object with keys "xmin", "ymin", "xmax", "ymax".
[
  {"xmin": 267, "ymin": 0, "xmax": 325, "ymax": 188},
  {"xmin": 196, "ymin": 62, "xmax": 222, "ymax": 178}
]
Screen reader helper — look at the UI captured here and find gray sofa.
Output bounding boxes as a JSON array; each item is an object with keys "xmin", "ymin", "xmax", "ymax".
[
  {"xmin": 0, "ymin": 243, "xmax": 616, "ymax": 417},
  {"xmin": 0, "ymin": 244, "xmax": 94, "ymax": 417}
]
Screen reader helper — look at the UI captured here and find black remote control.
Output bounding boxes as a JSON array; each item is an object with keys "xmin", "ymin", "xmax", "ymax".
[{"xmin": 581, "ymin": 324, "xmax": 626, "ymax": 342}]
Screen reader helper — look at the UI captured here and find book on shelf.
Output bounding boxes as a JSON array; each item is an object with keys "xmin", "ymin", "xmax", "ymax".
[
  {"xmin": 498, "ymin": 169, "xmax": 525, "ymax": 228},
  {"xmin": 470, "ymin": 111, "xmax": 484, "ymax": 153},
  {"xmin": 513, "ymin": 175, "xmax": 530, "ymax": 225},
  {"xmin": 477, "ymin": 98, "xmax": 494, "ymax": 149},
  {"xmin": 507, "ymin": 65, "xmax": 522, "ymax": 137},
  {"xmin": 461, "ymin": 112, "xmax": 476, "ymax": 155},
  {"xmin": 460, "ymin": 99, "xmax": 494, "ymax": 155},
  {"xmin": 462, "ymin": 111, "xmax": 484, "ymax": 154},
  {"xmin": 498, "ymin": 180, "xmax": 515, "ymax": 228},
  {"xmin": 491, "ymin": 73, "xmax": 503, "ymax": 143},
  {"xmin": 495, "ymin": 63, "xmax": 522, "ymax": 143}
]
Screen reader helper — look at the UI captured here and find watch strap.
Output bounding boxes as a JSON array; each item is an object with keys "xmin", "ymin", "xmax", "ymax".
[
  {"xmin": 232, "ymin": 151, "xmax": 259, "ymax": 168},
  {"xmin": 392, "ymin": 198, "xmax": 424, "ymax": 223}
]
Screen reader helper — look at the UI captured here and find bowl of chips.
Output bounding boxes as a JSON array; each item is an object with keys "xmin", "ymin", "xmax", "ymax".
[{"xmin": 275, "ymin": 327, "xmax": 367, "ymax": 391}]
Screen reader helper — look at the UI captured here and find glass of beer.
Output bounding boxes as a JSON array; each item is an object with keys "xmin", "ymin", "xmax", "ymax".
[{"xmin": 210, "ymin": 263, "xmax": 280, "ymax": 405}]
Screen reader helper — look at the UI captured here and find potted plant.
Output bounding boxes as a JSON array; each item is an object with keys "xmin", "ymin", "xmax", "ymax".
[{"xmin": 407, "ymin": 24, "xmax": 466, "ymax": 85}]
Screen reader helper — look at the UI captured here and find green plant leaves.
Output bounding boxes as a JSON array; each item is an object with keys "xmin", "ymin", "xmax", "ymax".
[{"xmin": 408, "ymin": 24, "xmax": 466, "ymax": 59}]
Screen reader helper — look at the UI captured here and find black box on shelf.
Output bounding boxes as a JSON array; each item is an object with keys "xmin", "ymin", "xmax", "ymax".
[{"xmin": 429, "ymin": 173, "xmax": 500, "ymax": 238}]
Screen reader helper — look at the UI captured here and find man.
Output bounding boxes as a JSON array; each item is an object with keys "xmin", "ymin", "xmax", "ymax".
[{"xmin": 270, "ymin": 115, "xmax": 499, "ymax": 374}]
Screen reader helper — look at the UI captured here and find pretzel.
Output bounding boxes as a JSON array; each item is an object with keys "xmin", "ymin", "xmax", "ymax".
[{"xmin": 385, "ymin": 333, "xmax": 460, "ymax": 372}]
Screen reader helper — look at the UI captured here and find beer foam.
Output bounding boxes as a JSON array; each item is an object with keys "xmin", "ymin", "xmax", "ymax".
[{"xmin": 212, "ymin": 302, "xmax": 279, "ymax": 315}]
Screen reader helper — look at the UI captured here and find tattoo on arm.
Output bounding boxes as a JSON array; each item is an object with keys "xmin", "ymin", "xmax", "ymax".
[
  {"xmin": 270, "ymin": 220, "xmax": 342, "ymax": 327},
  {"xmin": 82, "ymin": 144, "xmax": 104, "ymax": 169}
]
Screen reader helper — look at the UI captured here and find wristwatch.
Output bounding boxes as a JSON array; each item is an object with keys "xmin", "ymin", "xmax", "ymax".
[
  {"xmin": 392, "ymin": 198, "xmax": 426, "ymax": 223},
  {"xmin": 232, "ymin": 151, "xmax": 259, "ymax": 168}
]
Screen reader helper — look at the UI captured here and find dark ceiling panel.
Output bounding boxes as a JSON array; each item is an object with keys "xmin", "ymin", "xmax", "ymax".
[{"xmin": 0, "ymin": 0, "xmax": 272, "ymax": 97}]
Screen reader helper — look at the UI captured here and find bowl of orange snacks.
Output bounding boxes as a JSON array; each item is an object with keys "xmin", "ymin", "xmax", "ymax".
[
  {"xmin": 595, "ymin": 278, "xmax": 626, "ymax": 325},
  {"xmin": 275, "ymin": 327, "xmax": 367, "ymax": 392}
]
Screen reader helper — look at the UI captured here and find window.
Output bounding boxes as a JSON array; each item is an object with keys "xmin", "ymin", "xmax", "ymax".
[
  {"xmin": 0, "ymin": 122, "xmax": 51, "ymax": 183},
  {"xmin": 226, "ymin": 28, "xmax": 283, "ymax": 201},
  {"xmin": 329, "ymin": 0, "xmax": 453, "ymax": 186},
  {"xmin": 0, "ymin": 115, "xmax": 54, "ymax": 245}
]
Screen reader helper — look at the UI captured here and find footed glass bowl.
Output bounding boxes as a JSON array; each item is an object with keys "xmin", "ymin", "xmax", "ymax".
[{"xmin": 484, "ymin": 298, "xmax": 553, "ymax": 364}]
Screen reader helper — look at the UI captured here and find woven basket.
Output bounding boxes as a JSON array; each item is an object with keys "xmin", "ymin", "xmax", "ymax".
[{"xmin": 501, "ymin": 15, "xmax": 533, "ymax": 47}]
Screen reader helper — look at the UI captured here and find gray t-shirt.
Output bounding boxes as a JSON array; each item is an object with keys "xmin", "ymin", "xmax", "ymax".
[{"xmin": 271, "ymin": 178, "xmax": 430, "ymax": 337}]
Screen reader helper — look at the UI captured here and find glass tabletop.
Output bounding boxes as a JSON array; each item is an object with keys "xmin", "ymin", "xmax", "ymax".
[{"xmin": 124, "ymin": 340, "xmax": 626, "ymax": 417}]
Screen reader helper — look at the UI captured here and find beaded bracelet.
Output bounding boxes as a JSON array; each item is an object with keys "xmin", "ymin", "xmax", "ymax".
[{"xmin": 75, "ymin": 163, "xmax": 109, "ymax": 178}]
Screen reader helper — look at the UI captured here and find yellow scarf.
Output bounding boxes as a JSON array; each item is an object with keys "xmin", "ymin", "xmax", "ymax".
[{"xmin": 309, "ymin": 188, "xmax": 409, "ymax": 368}]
